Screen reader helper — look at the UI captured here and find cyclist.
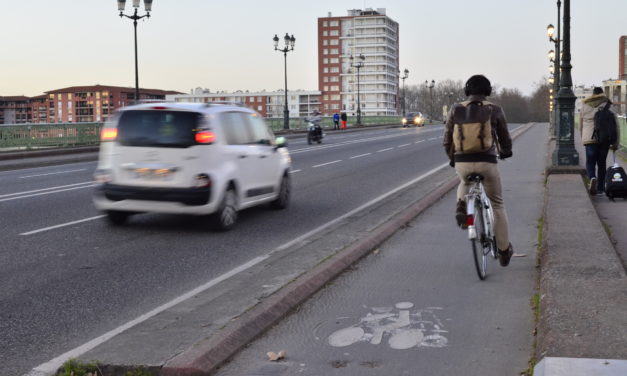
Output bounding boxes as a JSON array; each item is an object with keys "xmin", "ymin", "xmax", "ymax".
[{"xmin": 442, "ymin": 74, "xmax": 514, "ymax": 266}]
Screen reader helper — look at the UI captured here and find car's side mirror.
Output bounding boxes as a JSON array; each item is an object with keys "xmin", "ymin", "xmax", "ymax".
[{"xmin": 275, "ymin": 136, "xmax": 287, "ymax": 149}]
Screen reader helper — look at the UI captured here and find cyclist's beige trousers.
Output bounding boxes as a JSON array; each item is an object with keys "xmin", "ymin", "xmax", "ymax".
[{"xmin": 455, "ymin": 162, "xmax": 510, "ymax": 251}]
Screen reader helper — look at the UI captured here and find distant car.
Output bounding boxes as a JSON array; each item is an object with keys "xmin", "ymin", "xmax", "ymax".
[
  {"xmin": 401, "ymin": 112, "xmax": 425, "ymax": 127},
  {"xmin": 93, "ymin": 102, "xmax": 291, "ymax": 231}
]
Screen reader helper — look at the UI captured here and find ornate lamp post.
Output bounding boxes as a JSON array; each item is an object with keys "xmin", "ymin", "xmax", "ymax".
[
  {"xmin": 273, "ymin": 33, "xmax": 296, "ymax": 130},
  {"xmin": 401, "ymin": 69, "xmax": 409, "ymax": 116},
  {"xmin": 547, "ymin": 2, "xmax": 561, "ymax": 137},
  {"xmin": 425, "ymin": 80, "xmax": 435, "ymax": 121},
  {"xmin": 552, "ymin": 0, "xmax": 578, "ymax": 166},
  {"xmin": 118, "ymin": 0, "xmax": 153, "ymax": 103},
  {"xmin": 350, "ymin": 54, "xmax": 365, "ymax": 126}
]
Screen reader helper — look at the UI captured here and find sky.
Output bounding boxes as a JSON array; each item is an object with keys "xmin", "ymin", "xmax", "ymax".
[{"xmin": 1, "ymin": 0, "xmax": 626, "ymax": 97}]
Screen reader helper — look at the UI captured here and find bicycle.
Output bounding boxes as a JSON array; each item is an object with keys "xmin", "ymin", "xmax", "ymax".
[{"xmin": 464, "ymin": 173, "xmax": 498, "ymax": 280}]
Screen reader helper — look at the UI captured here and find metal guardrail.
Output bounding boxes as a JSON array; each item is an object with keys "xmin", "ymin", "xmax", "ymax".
[
  {"xmin": 0, "ymin": 116, "xmax": 407, "ymax": 150},
  {"xmin": 0, "ymin": 123, "xmax": 102, "ymax": 150}
]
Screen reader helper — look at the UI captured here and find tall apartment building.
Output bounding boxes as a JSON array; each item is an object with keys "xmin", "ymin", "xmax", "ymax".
[
  {"xmin": 620, "ymin": 35, "xmax": 627, "ymax": 80},
  {"xmin": 318, "ymin": 8, "xmax": 399, "ymax": 116},
  {"xmin": 167, "ymin": 89, "xmax": 322, "ymax": 118}
]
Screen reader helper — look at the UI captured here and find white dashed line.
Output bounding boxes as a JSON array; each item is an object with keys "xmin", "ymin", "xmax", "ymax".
[
  {"xmin": 377, "ymin": 148, "xmax": 394, "ymax": 153},
  {"xmin": 289, "ymin": 169, "xmax": 302, "ymax": 174},
  {"xmin": 415, "ymin": 140, "xmax": 425, "ymax": 144},
  {"xmin": 428, "ymin": 137, "xmax": 438, "ymax": 141},
  {"xmin": 350, "ymin": 153, "xmax": 371, "ymax": 159},
  {"xmin": 397, "ymin": 143, "xmax": 411, "ymax": 148},
  {"xmin": 19, "ymin": 169, "xmax": 87, "ymax": 179},
  {"xmin": 312, "ymin": 160, "xmax": 342, "ymax": 168},
  {"xmin": 20, "ymin": 215, "xmax": 106, "ymax": 236}
]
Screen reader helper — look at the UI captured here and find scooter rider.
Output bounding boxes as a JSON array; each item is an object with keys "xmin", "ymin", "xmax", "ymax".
[{"xmin": 306, "ymin": 110, "xmax": 323, "ymax": 138}]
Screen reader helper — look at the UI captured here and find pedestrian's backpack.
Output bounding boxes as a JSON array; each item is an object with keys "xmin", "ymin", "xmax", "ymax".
[
  {"xmin": 452, "ymin": 101, "xmax": 494, "ymax": 154},
  {"xmin": 593, "ymin": 102, "xmax": 618, "ymax": 145},
  {"xmin": 605, "ymin": 152, "xmax": 627, "ymax": 200}
]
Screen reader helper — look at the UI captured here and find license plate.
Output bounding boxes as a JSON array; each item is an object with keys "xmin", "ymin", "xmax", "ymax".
[{"xmin": 131, "ymin": 167, "xmax": 174, "ymax": 181}]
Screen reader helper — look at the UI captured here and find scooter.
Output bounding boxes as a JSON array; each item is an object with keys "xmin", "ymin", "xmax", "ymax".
[{"xmin": 307, "ymin": 121, "xmax": 324, "ymax": 145}]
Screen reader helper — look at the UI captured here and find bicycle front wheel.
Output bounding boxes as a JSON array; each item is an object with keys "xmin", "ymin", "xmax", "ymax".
[{"xmin": 471, "ymin": 198, "xmax": 488, "ymax": 280}]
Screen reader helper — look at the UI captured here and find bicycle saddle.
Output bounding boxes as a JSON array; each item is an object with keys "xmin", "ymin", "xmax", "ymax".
[{"xmin": 466, "ymin": 173, "xmax": 484, "ymax": 182}]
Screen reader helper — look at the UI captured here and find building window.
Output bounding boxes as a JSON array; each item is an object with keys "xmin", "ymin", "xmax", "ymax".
[
  {"xmin": 329, "ymin": 20, "xmax": 339, "ymax": 27},
  {"xmin": 323, "ymin": 30, "xmax": 328, "ymax": 36},
  {"xmin": 257, "ymin": 106, "xmax": 262, "ymax": 111},
  {"xmin": 324, "ymin": 86, "xmax": 329, "ymax": 91},
  {"xmin": 330, "ymin": 58, "xmax": 339, "ymax": 64},
  {"xmin": 330, "ymin": 39, "xmax": 339, "ymax": 45},
  {"xmin": 330, "ymin": 67, "xmax": 339, "ymax": 73},
  {"xmin": 323, "ymin": 49, "xmax": 328, "ymax": 55},
  {"xmin": 323, "ymin": 67, "xmax": 329, "ymax": 73},
  {"xmin": 323, "ymin": 21, "xmax": 328, "ymax": 27},
  {"xmin": 330, "ymin": 48, "xmax": 339, "ymax": 54},
  {"xmin": 323, "ymin": 58, "xmax": 328, "ymax": 64},
  {"xmin": 323, "ymin": 40, "xmax": 328, "ymax": 46},
  {"xmin": 330, "ymin": 30, "xmax": 339, "ymax": 36},
  {"xmin": 323, "ymin": 76, "xmax": 329, "ymax": 83}
]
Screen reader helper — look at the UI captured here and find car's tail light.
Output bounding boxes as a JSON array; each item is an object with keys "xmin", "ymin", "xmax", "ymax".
[
  {"xmin": 101, "ymin": 128, "xmax": 118, "ymax": 141},
  {"xmin": 151, "ymin": 106, "xmax": 169, "ymax": 110},
  {"xmin": 195, "ymin": 131, "xmax": 216, "ymax": 144},
  {"xmin": 466, "ymin": 214, "xmax": 474, "ymax": 227}
]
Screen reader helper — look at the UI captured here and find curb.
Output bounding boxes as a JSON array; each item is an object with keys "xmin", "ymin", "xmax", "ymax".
[{"xmin": 160, "ymin": 122, "xmax": 536, "ymax": 376}]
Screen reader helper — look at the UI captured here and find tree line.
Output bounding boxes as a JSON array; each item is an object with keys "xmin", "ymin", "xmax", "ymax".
[{"xmin": 402, "ymin": 78, "xmax": 551, "ymax": 123}]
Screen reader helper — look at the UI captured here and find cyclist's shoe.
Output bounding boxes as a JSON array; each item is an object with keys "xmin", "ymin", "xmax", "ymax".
[
  {"xmin": 497, "ymin": 244, "xmax": 514, "ymax": 267},
  {"xmin": 589, "ymin": 177, "xmax": 597, "ymax": 195},
  {"xmin": 455, "ymin": 199, "xmax": 467, "ymax": 229}
]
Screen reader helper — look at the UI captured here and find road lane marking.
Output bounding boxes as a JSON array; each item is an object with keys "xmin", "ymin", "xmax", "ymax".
[
  {"xmin": 313, "ymin": 160, "xmax": 342, "ymax": 168},
  {"xmin": 289, "ymin": 169, "xmax": 302, "ymax": 174},
  {"xmin": 428, "ymin": 137, "xmax": 438, "ymax": 141},
  {"xmin": 19, "ymin": 169, "xmax": 87, "ymax": 179},
  {"xmin": 25, "ymin": 254, "xmax": 271, "ymax": 376},
  {"xmin": 415, "ymin": 140, "xmax": 425, "ymax": 144},
  {"xmin": 397, "ymin": 143, "xmax": 411, "ymax": 148},
  {"xmin": 25, "ymin": 161, "xmax": 449, "ymax": 376},
  {"xmin": 20, "ymin": 215, "xmax": 106, "ymax": 236},
  {"xmin": 0, "ymin": 181, "xmax": 94, "ymax": 199},
  {"xmin": 350, "ymin": 153, "xmax": 371, "ymax": 159},
  {"xmin": 377, "ymin": 148, "xmax": 394, "ymax": 153},
  {"xmin": 0, "ymin": 184, "xmax": 97, "ymax": 202}
]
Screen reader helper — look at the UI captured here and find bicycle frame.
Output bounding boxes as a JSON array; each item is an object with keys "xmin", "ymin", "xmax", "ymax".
[{"xmin": 465, "ymin": 180, "xmax": 495, "ymax": 242}]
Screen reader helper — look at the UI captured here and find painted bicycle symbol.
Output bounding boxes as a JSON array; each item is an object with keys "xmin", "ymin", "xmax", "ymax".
[{"xmin": 327, "ymin": 302, "xmax": 448, "ymax": 350}]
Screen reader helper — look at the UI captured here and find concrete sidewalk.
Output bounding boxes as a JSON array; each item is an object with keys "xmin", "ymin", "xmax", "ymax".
[{"xmin": 534, "ymin": 131, "xmax": 627, "ymax": 375}]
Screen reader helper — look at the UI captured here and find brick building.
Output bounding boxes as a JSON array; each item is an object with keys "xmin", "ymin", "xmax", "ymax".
[
  {"xmin": 167, "ymin": 89, "xmax": 322, "ymax": 118},
  {"xmin": 318, "ymin": 8, "xmax": 400, "ymax": 116},
  {"xmin": 0, "ymin": 85, "xmax": 181, "ymax": 125}
]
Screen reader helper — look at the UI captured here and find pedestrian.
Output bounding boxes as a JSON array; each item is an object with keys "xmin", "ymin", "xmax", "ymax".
[
  {"xmin": 340, "ymin": 112, "xmax": 347, "ymax": 130},
  {"xmin": 333, "ymin": 112, "xmax": 340, "ymax": 130},
  {"xmin": 579, "ymin": 87, "xmax": 620, "ymax": 195},
  {"xmin": 443, "ymin": 74, "xmax": 514, "ymax": 267}
]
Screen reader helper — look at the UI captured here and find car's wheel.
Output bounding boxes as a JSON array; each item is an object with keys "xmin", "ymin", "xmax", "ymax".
[
  {"xmin": 106, "ymin": 210, "xmax": 131, "ymax": 226},
  {"xmin": 271, "ymin": 174, "xmax": 290, "ymax": 210},
  {"xmin": 212, "ymin": 188, "xmax": 238, "ymax": 231}
]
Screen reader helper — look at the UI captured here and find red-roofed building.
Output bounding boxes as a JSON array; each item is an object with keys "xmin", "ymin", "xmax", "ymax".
[{"xmin": 0, "ymin": 85, "xmax": 182, "ymax": 125}]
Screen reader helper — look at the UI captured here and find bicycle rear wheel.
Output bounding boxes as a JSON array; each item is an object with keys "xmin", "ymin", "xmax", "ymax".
[{"xmin": 471, "ymin": 198, "xmax": 488, "ymax": 280}]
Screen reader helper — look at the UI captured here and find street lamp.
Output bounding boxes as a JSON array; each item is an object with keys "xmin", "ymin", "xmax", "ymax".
[
  {"xmin": 425, "ymin": 80, "xmax": 435, "ymax": 121},
  {"xmin": 547, "ymin": 0, "xmax": 562, "ymax": 138},
  {"xmin": 118, "ymin": 0, "xmax": 153, "ymax": 103},
  {"xmin": 273, "ymin": 33, "xmax": 296, "ymax": 130},
  {"xmin": 350, "ymin": 54, "xmax": 366, "ymax": 126},
  {"xmin": 552, "ymin": 0, "xmax": 578, "ymax": 166},
  {"xmin": 401, "ymin": 69, "xmax": 409, "ymax": 117}
]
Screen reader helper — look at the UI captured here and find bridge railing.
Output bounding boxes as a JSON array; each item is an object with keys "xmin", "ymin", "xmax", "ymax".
[{"xmin": 0, "ymin": 123, "xmax": 102, "ymax": 150}]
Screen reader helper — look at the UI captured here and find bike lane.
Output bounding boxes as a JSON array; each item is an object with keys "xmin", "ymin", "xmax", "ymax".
[{"xmin": 215, "ymin": 124, "xmax": 548, "ymax": 376}]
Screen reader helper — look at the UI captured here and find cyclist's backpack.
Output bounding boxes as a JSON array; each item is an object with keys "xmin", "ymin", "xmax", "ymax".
[
  {"xmin": 605, "ymin": 152, "xmax": 627, "ymax": 200},
  {"xmin": 592, "ymin": 102, "xmax": 618, "ymax": 145},
  {"xmin": 452, "ymin": 101, "xmax": 494, "ymax": 154}
]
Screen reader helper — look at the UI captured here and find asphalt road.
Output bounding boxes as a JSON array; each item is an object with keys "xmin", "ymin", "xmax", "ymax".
[{"xmin": 2, "ymin": 125, "xmax": 465, "ymax": 376}]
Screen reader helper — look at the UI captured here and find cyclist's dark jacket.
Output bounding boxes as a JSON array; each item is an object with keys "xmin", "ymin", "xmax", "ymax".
[{"xmin": 443, "ymin": 95, "xmax": 512, "ymax": 164}]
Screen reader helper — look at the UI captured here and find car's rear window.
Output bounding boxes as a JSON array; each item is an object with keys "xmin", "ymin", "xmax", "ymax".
[{"xmin": 117, "ymin": 110, "xmax": 202, "ymax": 148}]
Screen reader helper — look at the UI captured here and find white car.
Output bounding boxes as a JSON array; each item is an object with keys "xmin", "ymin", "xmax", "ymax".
[{"xmin": 93, "ymin": 102, "xmax": 291, "ymax": 230}]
